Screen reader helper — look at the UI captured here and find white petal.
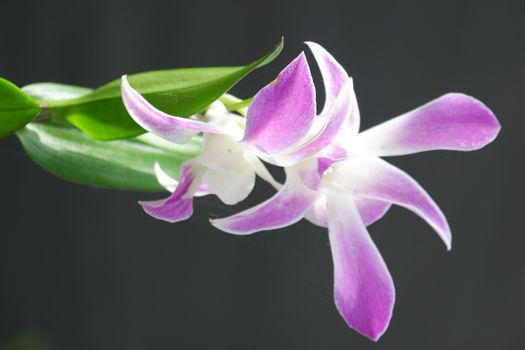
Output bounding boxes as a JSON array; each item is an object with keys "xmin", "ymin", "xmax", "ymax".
[
  {"xmin": 244, "ymin": 153, "xmax": 282, "ymax": 190},
  {"xmin": 203, "ymin": 159, "xmax": 256, "ymax": 205},
  {"xmin": 154, "ymin": 162, "xmax": 178, "ymax": 193},
  {"xmin": 195, "ymin": 134, "xmax": 245, "ymax": 172}
]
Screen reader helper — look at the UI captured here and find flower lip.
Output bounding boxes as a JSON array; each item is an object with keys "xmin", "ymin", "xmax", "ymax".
[
  {"xmin": 317, "ymin": 149, "xmax": 356, "ymax": 181},
  {"xmin": 321, "ymin": 161, "xmax": 351, "ymax": 195}
]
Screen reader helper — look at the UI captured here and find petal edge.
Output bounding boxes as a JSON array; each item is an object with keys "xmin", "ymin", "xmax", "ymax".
[
  {"xmin": 327, "ymin": 195, "xmax": 395, "ymax": 341},
  {"xmin": 354, "ymin": 93, "xmax": 501, "ymax": 157}
]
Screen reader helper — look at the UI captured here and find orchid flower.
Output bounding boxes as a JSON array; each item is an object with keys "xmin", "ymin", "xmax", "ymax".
[
  {"xmin": 211, "ymin": 43, "xmax": 501, "ymax": 340},
  {"xmin": 121, "ymin": 78, "xmax": 282, "ymax": 222},
  {"xmin": 120, "ymin": 43, "xmax": 353, "ymax": 223}
]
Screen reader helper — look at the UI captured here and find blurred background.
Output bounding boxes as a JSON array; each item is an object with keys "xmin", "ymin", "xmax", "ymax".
[{"xmin": 0, "ymin": 0, "xmax": 523, "ymax": 349}]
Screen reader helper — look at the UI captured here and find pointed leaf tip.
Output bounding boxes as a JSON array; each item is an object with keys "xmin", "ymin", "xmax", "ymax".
[
  {"xmin": 0, "ymin": 77, "xmax": 41, "ymax": 138},
  {"xmin": 45, "ymin": 40, "xmax": 284, "ymax": 140}
]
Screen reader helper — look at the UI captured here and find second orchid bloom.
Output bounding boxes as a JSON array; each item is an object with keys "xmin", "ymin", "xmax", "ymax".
[{"xmin": 121, "ymin": 42, "xmax": 500, "ymax": 341}]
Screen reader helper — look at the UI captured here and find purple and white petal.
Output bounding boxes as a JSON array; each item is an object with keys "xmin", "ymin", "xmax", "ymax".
[
  {"xmin": 305, "ymin": 42, "xmax": 360, "ymax": 135},
  {"xmin": 242, "ymin": 53, "xmax": 316, "ymax": 154},
  {"xmin": 305, "ymin": 196, "xmax": 391, "ymax": 228},
  {"xmin": 295, "ymin": 157, "xmax": 325, "ymax": 191},
  {"xmin": 121, "ymin": 76, "xmax": 231, "ymax": 143},
  {"xmin": 210, "ymin": 186, "xmax": 316, "ymax": 235},
  {"xmin": 203, "ymin": 160, "xmax": 256, "ymax": 205},
  {"xmin": 305, "ymin": 41, "xmax": 349, "ymax": 116},
  {"xmin": 327, "ymin": 195, "xmax": 395, "ymax": 341},
  {"xmin": 355, "ymin": 197, "xmax": 392, "ymax": 226},
  {"xmin": 154, "ymin": 162, "xmax": 209, "ymax": 196},
  {"xmin": 140, "ymin": 161, "xmax": 203, "ymax": 223},
  {"xmin": 275, "ymin": 80, "xmax": 356, "ymax": 165},
  {"xmin": 299, "ymin": 166, "xmax": 323, "ymax": 191},
  {"xmin": 327, "ymin": 156, "xmax": 451, "ymax": 249},
  {"xmin": 353, "ymin": 93, "xmax": 501, "ymax": 157},
  {"xmin": 210, "ymin": 166, "xmax": 318, "ymax": 235}
]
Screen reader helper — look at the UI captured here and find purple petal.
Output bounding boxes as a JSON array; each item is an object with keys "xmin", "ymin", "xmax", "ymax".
[
  {"xmin": 305, "ymin": 197, "xmax": 391, "ymax": 228},
  {"xmin": 277, "ymin": 80, "xmax": 356, "ymax": 165},
  {"xmin": 242, "ymin": 53, "xmax": 316, "ymax": 154},
  {"xmin": 210, "ymin": 168, "xmax": 318, "ymax": 235},
  {"xmin": 305, "ymin": 42, "xmax": 360, "ymax": 135},
  {"xmin": 140, "ymin": 162, "xmax": 201, "ymax": 222},
  {"xmin": 327, "ymin": 195, "xmax": 395, "ymax": 341},
  {"xmin": 354, "ymin": 93, "xmax": 501, "ymax": 156},
  {"xmin": 356, "ymin": 198, "xmax": 392, "ymax": 226},
  {"xmin": 121, "ymin": 76, "xmax": 228, "ymax": 143},
  {"xmin": 331, "ymin": 156, "xmax": 451, "ymax": 249},
  {"xmin": 305, "ymin": 41, "xmax": 349, "ymax": 116}
]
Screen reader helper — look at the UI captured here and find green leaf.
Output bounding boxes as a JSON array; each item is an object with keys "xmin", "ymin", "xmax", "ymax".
[
  {"xmin": 46, "ymin": 39, "xmax": 284, "ymax": 140},
  {"xmin": 17, "ymin": 122, "xmax": 201, "ymax": 192},
  {"xmin": 0, "ymin": 78, "xmax": 41, "ymax": 138},
  {"xmin": 23, "ymin": 82, "xmax": 93, "ymax": 102},
  {"xmin": 223, "ymin": 96, "xmax": 253, "ymax": 114}
]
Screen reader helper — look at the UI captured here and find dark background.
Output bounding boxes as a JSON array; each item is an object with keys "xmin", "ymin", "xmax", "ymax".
[{"xmin": 0, "ymin": 0, "xmax": 523, "ymax": 349}]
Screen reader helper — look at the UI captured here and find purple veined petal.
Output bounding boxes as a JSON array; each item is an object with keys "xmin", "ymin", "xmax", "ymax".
[
  {"xmin": 327, "ymin": 156, "xmax": 452, "ymax": 249},
  {"xmin": 242, "ymin": 52, "xmax": 316, "ymax": 154},
  {"xmin": 121, "ymin": 76, "xmax": 231, "ymax": 143},
  {"xmin": 210, "ymin": 164, "xmax": 318, "ymax": 235},
  {"xmin": 353, "ymin": 93, "xmax": 501, "ymax": 157},
  {"xmin": 305, "ymin": 196, "xmax": 391, "ymax": 228},
  {"xmin": 305, "ymin": 41, "xmax": 360, "ymax": 135},
  {"xmin": 274, "ymin": 80, "xmax": 356, "ymax": 166},
  {"xmin": 140, "ymin": 161, "xmax": 203, "ymax": 223},
  {"xmin": 327, "ymin": 194, "xmax": 395, "ymax": 341}
]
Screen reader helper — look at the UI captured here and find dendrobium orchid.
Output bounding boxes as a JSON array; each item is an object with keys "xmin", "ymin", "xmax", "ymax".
[
  {"xmin": 209, "ymin": 44, "xmax": 501, "ymax": 339},
  {"xmin": 121, "ymin": 77, "xmax": 281, "ymax": 222},
  {"xmin": 120, "ymin": 43, "xmax": 352, "ymax": 222},
  {"xmin": 121, "ymin": 42, "xmax": 500, "ymax": 341}
]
